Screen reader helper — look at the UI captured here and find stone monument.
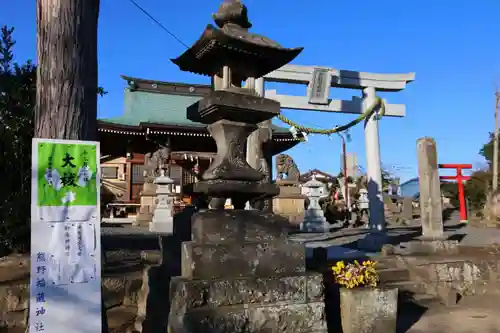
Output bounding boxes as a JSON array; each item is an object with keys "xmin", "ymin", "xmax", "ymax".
[
  {"xmin": 272, "ymin": 154, "xmax": 306, "ymax": 225},
  {"xmin": 417, "ymin": 137, "xmax": 444, "ymax": 239},
  {"xmin": 149, "ymin": 169, "xmax": 174, "ymax": 233},
  {"xmin": 384, "ymin": 137, "xmax": 459, "ymax": 255},
  {"xmin": 301, "ymin": 175, "xmax": 330, "ymax": 232},
  {"xmin": 135, "ymin": 144, "xmax": 171, "ymax": 226},
  {"xmin": 168, "ymin": 1, "xmax": 327, "ymax": 332}
]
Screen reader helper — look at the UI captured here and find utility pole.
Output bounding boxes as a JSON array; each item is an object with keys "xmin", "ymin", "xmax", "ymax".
[
  {"xmin": 337, "ymin": 132, "xmax": 350, "ymax": 211},
  {"xmin": 493, "ymin": 90, "xmax": 499, "ymax": 192}
]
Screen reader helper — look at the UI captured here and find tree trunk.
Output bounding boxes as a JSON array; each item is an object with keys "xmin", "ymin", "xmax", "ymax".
[
  {"xmin": 35, "ymin": 0, "xmax": 100, "ymax": 140},
  {"xmin": 35, "ymin": 1, "xmax": 107, "ymax": 332}
]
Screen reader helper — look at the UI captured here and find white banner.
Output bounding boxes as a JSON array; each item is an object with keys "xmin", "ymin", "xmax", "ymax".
[{"xmin": 30, "ymin": 138, "xmax": 102, "ymax": 333}]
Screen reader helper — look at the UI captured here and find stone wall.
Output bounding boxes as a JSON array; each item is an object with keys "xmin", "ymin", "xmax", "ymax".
[
  {"xmin": 0, "ymin": 255, "xmax": 146, "ymax": 331},
  {"xmin": 401, "ymin": 255, "xmax": 500, "ymax": 298}
]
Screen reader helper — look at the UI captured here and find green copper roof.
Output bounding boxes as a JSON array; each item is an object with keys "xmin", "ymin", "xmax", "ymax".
[
  {"xmin": 99, "ymin": 89, "xmax": 205, "ymax": 128},
  {"xmin": 99, "ymin": 89, "xmax": 289, "ymax": 133}
]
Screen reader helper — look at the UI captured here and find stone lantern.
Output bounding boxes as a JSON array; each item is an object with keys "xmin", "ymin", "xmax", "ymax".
[
  {"xmin": 149, "ymin": 169, "xmax": 174, "ymax": 234},
  {"xmin": 301, "ymin": 175, "xmax": 330, "ymax": 232},
  {"xmin": 166, "ymin": 1, "xmax": 328, "ymax": 332}
]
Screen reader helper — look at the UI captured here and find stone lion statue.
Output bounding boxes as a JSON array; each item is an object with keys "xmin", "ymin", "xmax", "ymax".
[
  {"xmin": 143, "ymin": 146, "xmax": 170, "ymax": 183},
  {"xmin": 275, "ymin": 154, "xmax": 300, "ymax": 182}
]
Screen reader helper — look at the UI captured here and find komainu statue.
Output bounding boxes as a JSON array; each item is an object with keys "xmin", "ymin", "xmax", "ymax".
[
  {"xmin": 143, "ymin": 145, "xmax": 170, "ymax": 183},
  {"xmin": 275, "ymin": 154, "xmax": 300, "ymax": 182}
]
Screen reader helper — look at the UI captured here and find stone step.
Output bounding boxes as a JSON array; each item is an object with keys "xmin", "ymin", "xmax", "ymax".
[
  {"xmin": 181, "ymin": 241, "xmax": 306, "ymax": 279},
  {"xmin": 382, "ymin": 280, "xmax": 427, "ymax": 295},
  {"xmin": 377, "ymin": 268, "xmax": 411, "ymax": 283},
  {"xmin": 169, "ymin": 301, "xmax": 327, "ymax": 333},
  {"xmin": 374, "ymin": 258, "xmax": 399, "ymax": 270},
  {"xmin": 409, "ymin": 293, "xmax": 443, "ymax": 307},
  {"xmin": 382, "ymin": 280, "xmax": 444, "ymax": 308},
  {"xmin": 398, "ymin": 291, "xmax": 444, "ymax": 310},
  {"xmin": 169, "ymin": 273, "xmax": 324, "ymax": 312}
]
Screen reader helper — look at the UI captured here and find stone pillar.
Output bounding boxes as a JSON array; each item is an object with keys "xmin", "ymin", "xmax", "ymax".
[
  {"xmin": 417, "ymin": 137, "xmax": 444, "ymax": 239},
  {"xmin": 149, "ymin": 170, "xmax": 174, "ymax": 234},
  {"xmin": 246, "ymin": 77, "xmax": 273, "ymax": 211},
  {"xmin": 357, "ymin": 87, "xmax": 388, "ymax": 251},
  {"xmin": 363, "ymin": 87, "xmax": 385, "ymax": 232},
  {"xmin": 401, "ymin": 197, "xmax": 414, "ymax": 221}
]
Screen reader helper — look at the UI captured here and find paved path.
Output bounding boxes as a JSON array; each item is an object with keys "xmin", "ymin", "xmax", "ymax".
[
  {"xmin": 101, "ymin": 209, "xmax": 500, "ymax": 261},
  {"xmin": 404, "ymin": 295, "xmax": 500, "ymax": 333}
]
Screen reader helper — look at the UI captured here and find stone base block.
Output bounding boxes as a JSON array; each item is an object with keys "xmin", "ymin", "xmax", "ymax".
[
  {"xmin": 181, "ymin": 241, "xmax": 306, "ymax": 279},
  {"xmin": 193, "ymin": 180, "xmax": 280, "ymax": 205},
  {"xmin": 148, "ymin": 219, "xmax": 173, "ymax": 234},
  {"xmin": 273, "ymin": 196, "xmax": 306, "ymax": 219},
  {"xmin": 134, "ymin": 212, "xmax": 153, "ymax": 226},
  {"xmin": 340, "ymin": 287, "xmax": 398, "ymax": 333},
  {"xmin": 394, "ymin": 239, "xmax": 459, "ymax": 255},
  {"xmin": 191, "ymin": 210, "xmax": 289, "ymax": 244},
  {"xmin": 169, "ymin": 302, "xmax": 327, "ymax": 333},
  {"xmin": 300, "ymin": 221, "xmax": 331, "ymax": 233},
  {"xmin": 169, "ymin": 273, "xmax": 323, "ymax": 311},
  {"xmin": 276, "ymin": 182, "xmax": 302, "ymax": 196},
  {"xmin": 187, "ymin": 90, "xmax": 281, "ymax": 125}
]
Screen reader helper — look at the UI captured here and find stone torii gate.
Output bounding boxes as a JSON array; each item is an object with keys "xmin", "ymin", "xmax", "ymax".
[{"xmin": 247, "ymin": 64, "xmax": 415, "ymax": 232}]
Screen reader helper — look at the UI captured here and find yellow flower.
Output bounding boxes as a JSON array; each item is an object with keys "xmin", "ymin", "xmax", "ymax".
[{"xmin": 331, "ymin": 260, "xmax": 379, "ymax": 288}]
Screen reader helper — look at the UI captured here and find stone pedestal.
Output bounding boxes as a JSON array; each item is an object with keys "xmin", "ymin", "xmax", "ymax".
[
  {"xmin": 168, "ymin": 89, "xmax": 327, "ymax": 333},
  {"xmin": 168, "ymin": 210, "xmax": 326, "ymax": 333},
  {"xmin": 301, "ymin": 177, "xmax": 330, "ymax": 232},
  {"xmin": 272, "ymin": 180, "xmax": 305, "ymax": 225},
  {"xmin": 340, "ymin": 288, "xmax": 398, "ymax": 333},
  {"xmin": 149, "ymin": 171, "xmax": 174, "ymax": 234},
  {"xmin": 134, "ymin": 182, "xmax": 157, "ymax": 227}
]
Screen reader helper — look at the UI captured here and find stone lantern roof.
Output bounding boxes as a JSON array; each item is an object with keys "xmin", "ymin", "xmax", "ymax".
[
  {"xmin": 303, "ymin": 175, "xmax": 324, "ymax": 189},
  {"xmin": 171, "ymin": 0, "xmax": 303, "ymax": 83}
]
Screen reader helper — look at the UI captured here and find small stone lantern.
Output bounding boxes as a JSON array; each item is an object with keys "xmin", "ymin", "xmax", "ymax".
[
  {"xmin": 149, "ymin": 169, "xmax": 174, "ymax": 234},
  {"xmin": 301, "ymin": 175, "xmax": 330, "ymax": 232}
]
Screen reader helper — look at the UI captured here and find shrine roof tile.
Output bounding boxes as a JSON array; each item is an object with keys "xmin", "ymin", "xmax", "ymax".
[{"xmin": 99, "ymin": 89, "xmax": 290, "ymax": 133}]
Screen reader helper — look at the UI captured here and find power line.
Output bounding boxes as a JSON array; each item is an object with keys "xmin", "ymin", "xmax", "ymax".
[{"xmin": 126, "ymin": 0, "xmax": 190, "ymax": 49}]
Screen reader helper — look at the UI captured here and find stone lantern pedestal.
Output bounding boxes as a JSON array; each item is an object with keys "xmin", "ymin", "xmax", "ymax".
[
  {"xmin": 134, "ymin": 182, "xmax": 156, "ymax": 227},
  {"xmin": 301, "ymin": 176, "xmax": 330, "ymax": 232},
  {"xmin": 273, "ymin": 180, "xmax": 306, "ymax": 225},
  {"xmin": 149, "ymin": 170, "xmax": 174, "ymax": 234},
  {"xmin": 168, "ymin": 91, "xmax": 326, "ymax": 333}
]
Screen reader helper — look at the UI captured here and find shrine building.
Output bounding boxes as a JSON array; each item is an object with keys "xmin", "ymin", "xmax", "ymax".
[{"xmin": 98, "ymin": 76, "xmax": 299, "ymax": 204}]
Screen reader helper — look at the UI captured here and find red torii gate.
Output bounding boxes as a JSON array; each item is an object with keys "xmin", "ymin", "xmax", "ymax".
[{"xmin": 439, "ymin": 164, "xmax": 472, "ymax": 222}]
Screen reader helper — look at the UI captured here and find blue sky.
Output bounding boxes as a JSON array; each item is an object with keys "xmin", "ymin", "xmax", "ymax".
[{"xmin": 3, "ymin": 0, "xmax": 500, "ymax": 181}]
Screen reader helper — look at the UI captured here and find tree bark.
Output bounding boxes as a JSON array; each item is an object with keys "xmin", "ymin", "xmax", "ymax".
[
  {"xmin": 35, "ymin": 0, "xmax": 100, "ymax": 140},
  {"xmin": 35, "ymin": 1, "xmax": 106, "ymax": 332}
]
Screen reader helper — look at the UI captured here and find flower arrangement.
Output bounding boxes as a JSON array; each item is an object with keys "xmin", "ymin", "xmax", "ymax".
[{"xmin": 331, "ymin": 260, "xmax": 378, "ymax": 289}]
